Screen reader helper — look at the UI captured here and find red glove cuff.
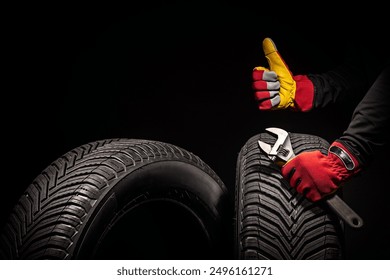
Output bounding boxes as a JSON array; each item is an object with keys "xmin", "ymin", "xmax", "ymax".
[
  {"xmin": 293, "ymin": 75, "xmax": 314, "ymax": 112},
  {"xmin": 328, "ymin": 141, "xmax": 361, "ymax": 180}
]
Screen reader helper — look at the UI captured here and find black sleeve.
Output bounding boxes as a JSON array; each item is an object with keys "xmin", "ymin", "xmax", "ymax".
[
  {"xmin": 337, "ymin": 65, "xmax": 390, "ymax": 166},
  {"xmin": 306, "ymin": 37, "xmax": 389, "ymax": 110},
  {"xmin": 308, "ymin": 62, "xmax": 374, "ymax": 109}
]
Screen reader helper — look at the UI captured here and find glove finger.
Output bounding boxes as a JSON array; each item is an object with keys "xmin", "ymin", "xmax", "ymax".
[
  {"xmin": 252, "ymin": 80, "xmax": 268, "ymax": 91},
  {"xmin": 296, "ymin": 180, "xmax": 308, "ymax": 194},
  {"xmin": 257, "ymin": 99, "xmax": 273, "ymax": 110},
  {"xmin": 253, "ymin": 66, "xmax": 269, "ymax": 71},
  {"xmin": 281, "ymin": 161, "xmax": 295, "ymax": 180},
  {"xmin": 256, "ymin": 93, "xmax": 280, "ymax": 110},
  {"xmin": 252, "ymin": 68, "xmax": 278, "ymax": 81},
  {"xmin": 258, "ymin": 95, "xmax": 281, "ymax": 110},
  {"xmin": 254, "ymin": 90, "xmax": 279, "ymax": 101},
  {"xmin": 252, "ymin": 80, "xmax": 280, "ymax": 91},
  {"xmin": 283, "ymin": 165, "xmax": 302, "ymax": 188},
  {"xmin": 319, "ymin": 182, "xmax": 339, "ymax": 196},
  {"xmin": 305, "ymin": 189, "xmax": 322, "ymax": 202}
]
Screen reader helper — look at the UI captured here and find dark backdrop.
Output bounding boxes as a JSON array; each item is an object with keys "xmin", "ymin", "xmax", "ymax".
[{"xmin": 4, "ymin": 2, "xmax": 389, "ymax": 259}]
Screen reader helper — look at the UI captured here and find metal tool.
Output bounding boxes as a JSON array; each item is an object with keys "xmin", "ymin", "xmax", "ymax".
[{"xmin": 258, "ymin": 127, "xmax": 364, "ymax": 229}]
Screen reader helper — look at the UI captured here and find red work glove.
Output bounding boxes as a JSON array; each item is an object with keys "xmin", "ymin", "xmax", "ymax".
[
  {"xmin": 252, "ymin": 38, "xmax": 315, "ymax": 112},
  {"xmin": 281, "ymin": 141, "xmax": 361, "ymax": 202}
]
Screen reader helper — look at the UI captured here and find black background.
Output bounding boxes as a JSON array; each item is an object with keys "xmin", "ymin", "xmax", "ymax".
[{"xmin": 3, "ymin": 2, "xmax": 389, "ymax": 259}]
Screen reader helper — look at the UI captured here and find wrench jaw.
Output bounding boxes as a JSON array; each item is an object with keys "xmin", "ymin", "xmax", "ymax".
[
  {"xmin": 259, "ymin": 127, "xmax": 296, "ymax": 163},
  {"xmin": 258, "ymin": 140, "xmax": 278, "ymax": 164},
  {"xmin": 258, "ymin": 140, "xmax": 287, "ymax": 167},
  {"xmin": 265, "ymin": 127, "xmax": 289, "ymax": 157}
]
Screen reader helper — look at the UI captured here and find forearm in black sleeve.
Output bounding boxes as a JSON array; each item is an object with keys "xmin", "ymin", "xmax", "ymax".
[
  {"xmin": 307, "ymin": 62, "xmax": 372, "ymax": 109},
  {"xmin": 338, "ymin": 65, "xmax": 390, "ymax": 166}
]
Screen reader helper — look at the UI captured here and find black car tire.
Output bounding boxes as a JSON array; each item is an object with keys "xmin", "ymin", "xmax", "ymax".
[
  {"xmin": 0, "ymin": 139, "xmax": 231, "ymax": 260},
  {"xmin": 235, "ymin": 132, "xmax": 345, "ymax": 259}
]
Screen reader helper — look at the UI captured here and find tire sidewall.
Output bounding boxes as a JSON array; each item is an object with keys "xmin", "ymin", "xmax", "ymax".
[{"xmin": 73, "ymin": 160, "xmax": 228, "ymax": 259}]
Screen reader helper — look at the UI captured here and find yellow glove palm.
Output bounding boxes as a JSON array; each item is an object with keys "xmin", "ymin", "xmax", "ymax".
[
  {"xmin": 253, "ymin": 38, "xmax": 314, "ymax": 111},
  {"xmin": 254, "ymin": 38, "xmax": 296, "ymax": 110}
]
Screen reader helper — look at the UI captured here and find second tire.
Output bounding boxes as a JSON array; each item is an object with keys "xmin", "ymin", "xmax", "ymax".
[
  {"xmin": 235, "ymin": 132, "xmax": 345, "ymax": 259},
  {"xmin": 0, "ymin": 138, "xmax": 231, "ymax": 259}
]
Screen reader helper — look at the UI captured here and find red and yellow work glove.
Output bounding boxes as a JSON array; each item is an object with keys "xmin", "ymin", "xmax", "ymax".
[
  {"xmin": 252, "ymin": 38, "xmax": 315, "ymax": 112},
  {"xmin": 281, "ymin": 141, "xmax": 361, "ymax": 202}
]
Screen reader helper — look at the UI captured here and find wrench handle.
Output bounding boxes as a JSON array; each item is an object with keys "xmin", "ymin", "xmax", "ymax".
[{"xmin": 325, "ymin": 194, "xmax": 364, "ymax": 229}]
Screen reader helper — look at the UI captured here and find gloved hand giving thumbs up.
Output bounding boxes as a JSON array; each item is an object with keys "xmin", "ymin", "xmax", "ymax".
[{"xmin": 252, "ymin": 38, "xmax": 315, "ymax": 112}]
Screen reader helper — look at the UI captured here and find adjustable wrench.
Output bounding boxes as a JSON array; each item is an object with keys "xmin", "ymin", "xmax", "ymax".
[{"xmin": 258, "ymin": 127, "xmax": 364, "ymax": 229}]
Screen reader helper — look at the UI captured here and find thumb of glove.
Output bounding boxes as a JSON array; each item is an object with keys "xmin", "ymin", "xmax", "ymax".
[{"xmin": 262, "ymin": 38, "xmax": 296, "ymax": 109}]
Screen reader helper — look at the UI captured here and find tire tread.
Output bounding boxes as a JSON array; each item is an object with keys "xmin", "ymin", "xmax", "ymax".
[{"xmin": 1, "ymin": 139, "xmax": 224, "ymax": 259}]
